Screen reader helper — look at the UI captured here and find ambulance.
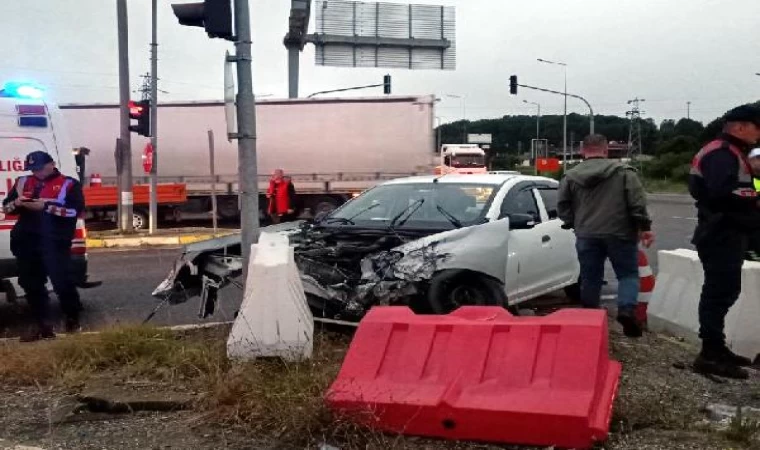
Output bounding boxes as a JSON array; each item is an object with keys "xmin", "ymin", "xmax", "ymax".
[{"xmin": 0, "ymin": 81, "xmax": 95, "ymax": 301}]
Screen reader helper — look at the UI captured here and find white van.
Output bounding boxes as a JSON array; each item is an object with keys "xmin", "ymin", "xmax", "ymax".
[{"xmin": 0, "ymin": 82, "xmax": 93, "ymax": 299}]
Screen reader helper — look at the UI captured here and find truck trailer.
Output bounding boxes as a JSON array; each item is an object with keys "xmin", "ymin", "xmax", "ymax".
[{"xmin": 61, "ymin": 95, "xmax": 437, "ymax": 227}]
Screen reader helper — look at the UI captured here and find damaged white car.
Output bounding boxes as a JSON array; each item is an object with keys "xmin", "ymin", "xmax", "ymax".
[{"xmin": 153, "ymin": 174, "xmax": 580, "ymax": 320}]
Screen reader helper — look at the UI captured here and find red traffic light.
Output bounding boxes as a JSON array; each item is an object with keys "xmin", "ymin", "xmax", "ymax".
[{"xmin": 128, "ymin": 100, "xmax": 144, "ymax": 118}]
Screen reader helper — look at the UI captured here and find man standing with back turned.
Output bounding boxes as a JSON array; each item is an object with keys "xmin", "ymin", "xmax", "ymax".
[
  {"xmin": 558, "ymin": 134, "xmax": 654, "ymax": 338},
  {"xmin": 689, "ymin": 105, "xmax": 760, "ymax": 379}
]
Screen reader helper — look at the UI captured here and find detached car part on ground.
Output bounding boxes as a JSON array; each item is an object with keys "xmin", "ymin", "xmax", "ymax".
[{"xmin": 153, "ymin": 174, "xmax": 581, "ymax": 320}]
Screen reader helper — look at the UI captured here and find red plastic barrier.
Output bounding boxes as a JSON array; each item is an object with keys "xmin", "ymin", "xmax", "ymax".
[{"xmin": 326, "ymin": 306, "xmax": 621, "ymax": 449}]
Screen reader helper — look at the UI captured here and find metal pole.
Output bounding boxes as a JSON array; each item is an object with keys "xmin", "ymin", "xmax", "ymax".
[
  {"xmin": 149, "ymin": 0, "xmax": 158, "ymax": 234},
  {"xmin": 208, "ymin": 130, "xmax": 218, "ymax": 235},
  {"xmin": 462, "ymin": 97, "xmax": 467, "ymax": 144},
  {"xmin": 117, "ymin": 0, "xmax": 133, "ymax": 232},
  {"xmin": 288, "ymin": 47, "xmax": 299, "ymax": 98},
  {"xmin": 234, "ymin": 0, "xmax": 260, "ymax": 272},
  {"xmin": 536, "ymin": 103, "xmax": 540, "ymax": 140},
  {"xmin": 687, "ymin": 101, "xmax": 691, "ymax": 120},
  {"xmin": 563, "ymin": 67, "xmax": 567, "ymax": 166}
]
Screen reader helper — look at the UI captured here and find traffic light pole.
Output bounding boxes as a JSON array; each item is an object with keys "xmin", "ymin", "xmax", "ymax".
[
  {"xmin": 149, "ymin": 0, "xmax": 159, "ymax": 234},
  {"xmin": 517, "ymin": 82, "xmax": 595, "ymax": 135},
  {"xmin": 117, "ymin": 0, "xmax": 134, "ymax": 233},
  {"xmin": 233, "ymin": 0, "xmax": 260, "ymax": 271}
]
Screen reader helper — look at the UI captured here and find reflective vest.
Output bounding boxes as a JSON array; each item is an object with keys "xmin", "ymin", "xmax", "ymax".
[
  {"xmin": 755, "ymin": 177, "xmax": 760, "ymax": 193},
  {"xmin": 16, "ymin": 173, "xmax": 79, "ymax": 217},
  {"xmin": 691, "ymin": 139, "xmax": 757, "ymax": 199}
]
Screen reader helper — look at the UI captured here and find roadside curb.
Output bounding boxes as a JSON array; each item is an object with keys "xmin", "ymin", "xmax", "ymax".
[
  {"xmin": 87, "ymin": 233, "xmax": 232, "ymax": 249},
  {"xmin": 647, "ymin": 193, "xmax": 693, "ymax": 205}
]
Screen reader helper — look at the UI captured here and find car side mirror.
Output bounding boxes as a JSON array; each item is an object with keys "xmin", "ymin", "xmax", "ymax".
[{"xmin": 508, "ymin": 213, "xmax": 536, "ymax": 230}]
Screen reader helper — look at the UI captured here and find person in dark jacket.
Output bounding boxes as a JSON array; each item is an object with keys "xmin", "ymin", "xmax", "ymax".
[
  {"xmin": 689, "ymin": 105, "xmax": 760, "ymax": 379},
  {"xmin": 558, "ymin": 134, "xmax": 654, "ymax": 338},
  {"xmin": 2, "ymin": 151, "xmax": 85, "ymax": 341}
]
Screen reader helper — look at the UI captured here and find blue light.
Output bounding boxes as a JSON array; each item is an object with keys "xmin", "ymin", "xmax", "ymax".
[{"xmin": 1, "ymin": 81, "xmax": 44, "ymax": 99}]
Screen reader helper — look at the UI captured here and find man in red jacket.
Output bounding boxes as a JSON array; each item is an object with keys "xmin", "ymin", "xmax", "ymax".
[{"xmin": 267, "ymin": 169, "xmax": 296, "ymax": 224}]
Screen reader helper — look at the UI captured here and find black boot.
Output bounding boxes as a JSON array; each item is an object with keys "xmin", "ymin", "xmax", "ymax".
[
  {"xmin": 616, "ymin": 309, "xmax": 643, "ymax": 338},
  {"xmin": 719, "ymin": 346, "xmax": 753, "ymax": 367},
  {"xmin": 693, "ymin": 347, "xmax": 749, "ymax": 380}
]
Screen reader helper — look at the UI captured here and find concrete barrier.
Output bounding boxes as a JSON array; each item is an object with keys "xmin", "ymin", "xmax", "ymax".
[
  {"xmin": 226, "ymin": 232, "xmax": 314, "ymax": 362},
  {"xmin": 648, "ymin": 249, "xmax": 760, "ymax": 359}
]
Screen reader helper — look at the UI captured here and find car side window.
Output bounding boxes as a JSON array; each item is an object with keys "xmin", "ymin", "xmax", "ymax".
[
  {"xmin": 501, "ymin": 188, "xmax": 540, "ymax": 222},
  {"xmin": 538, "ymin": 187, "xmax": 559, "ymax": 220}
]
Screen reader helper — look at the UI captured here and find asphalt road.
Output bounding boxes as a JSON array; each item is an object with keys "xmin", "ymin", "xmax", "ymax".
[{"xmin": 0, "ymin": 194, "xmax": 699, "ymax": 337}]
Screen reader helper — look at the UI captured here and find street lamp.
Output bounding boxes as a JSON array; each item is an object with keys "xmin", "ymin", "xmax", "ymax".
[
  {"xmin": 523, "ymin": 100, "xmax": 541, "ymax": 140},
  {"xmin": 537, "ymin": 58, "xmax": 568, "ymax": 166},
  {"xmin": 446, "ymin": 94, "xmax": 466, "ymax": 143}
]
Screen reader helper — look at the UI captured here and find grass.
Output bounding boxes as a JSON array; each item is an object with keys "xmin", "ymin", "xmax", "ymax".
[
  {"xmin": 723, "ymin": 407, "xmax": 760, "ymax": 445},
  {"xmin": 0, "ymin": 325, "xmax": 388, "ymax": 447}
]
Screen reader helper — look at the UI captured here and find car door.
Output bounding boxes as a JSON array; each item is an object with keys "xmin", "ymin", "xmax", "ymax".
[
  {"xmin": 500, "ymin": 182, "xmax": 548, "ymax": 304},
  {"xmin": 535, "ymin": 183, "xmax": 579, "ymax": 291}
]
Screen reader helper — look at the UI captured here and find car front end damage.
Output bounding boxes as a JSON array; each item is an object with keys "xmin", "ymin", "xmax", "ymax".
[{"xmin": 152, "ymin": 219, "xmax": 512, "ymax": 321}]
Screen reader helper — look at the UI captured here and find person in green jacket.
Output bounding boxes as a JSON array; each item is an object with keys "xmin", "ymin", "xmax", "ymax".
[{"xmin": 558, "ymin": 134, "xmax": 654, "ymax": 338}]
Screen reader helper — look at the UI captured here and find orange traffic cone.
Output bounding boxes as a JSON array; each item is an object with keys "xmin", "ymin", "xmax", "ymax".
[{"xmin": 636, "ymin": 249, "xmax": 655, "ymax": 327}]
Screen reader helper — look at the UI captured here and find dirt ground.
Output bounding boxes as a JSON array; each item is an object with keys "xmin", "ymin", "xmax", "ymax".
[{"xmin": 1, "ymin": 322, "xmax": 760, "ymax": 450}]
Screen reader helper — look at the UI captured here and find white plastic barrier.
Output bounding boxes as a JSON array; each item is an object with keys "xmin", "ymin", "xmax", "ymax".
[
  {"xmin": 648, "ymin": 249, "xmax": 760, "ymax": 359},
  {"xmin": 227, "ymin": 232, "xmax": 314, "ymax": 362}
]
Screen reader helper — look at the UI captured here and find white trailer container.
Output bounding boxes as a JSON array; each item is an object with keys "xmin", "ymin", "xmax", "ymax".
[{"xmin": 60, "ymin": 95, "xmax": 436, "ymax": 224}]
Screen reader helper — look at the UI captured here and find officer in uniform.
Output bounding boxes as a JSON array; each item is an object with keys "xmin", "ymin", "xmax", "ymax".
[
  {"xmin": 2, "ymin": 151, "xmax": 85, "ymax": 341},
  {"xmin": 689, "ymin": 105, "xmax": 760, "ymax": 379}
]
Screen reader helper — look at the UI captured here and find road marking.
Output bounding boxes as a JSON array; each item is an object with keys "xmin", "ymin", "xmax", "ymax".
[{"xmin": 671, "ymin": 216, "xmax": 697, "ymax": 221}]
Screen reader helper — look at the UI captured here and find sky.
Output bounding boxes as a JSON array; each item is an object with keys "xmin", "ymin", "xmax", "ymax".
[{"xmin": 1, "ymin": 0, "xmax": 758, "ymax": 125}]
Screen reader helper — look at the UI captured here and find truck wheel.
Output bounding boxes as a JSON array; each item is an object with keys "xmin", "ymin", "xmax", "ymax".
[
  {"xmin": 426, "ymin": 270, "xmax": 506, "ymax": 314},
  {"xmin": 133, "ymin": 209, "xmax": 149, "ymax": 230},
  {"xmin": 217, "ymin": 197, "xmax": 240, "ymax": 220},
  {"xmin": 312, "ymin": 196, "xmax": 340, "ymax": 216}
]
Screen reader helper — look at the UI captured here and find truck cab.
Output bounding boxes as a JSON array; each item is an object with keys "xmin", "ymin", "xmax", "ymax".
[
  {"xmin": 436, "ymin": 144, "xmax": 487, "ymax": 175},
  {"xmin": 0, "ymin": 82, "xmax": 93, "ymax": 294}
]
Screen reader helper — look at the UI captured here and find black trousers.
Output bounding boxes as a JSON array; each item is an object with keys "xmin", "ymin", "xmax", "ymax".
[
  {"xmin": 696, "ymin": 228, "xmax": 747, "ymax": 352},
  {"xmin": 11, "ymin": 235, "xmax": 81, "ymax": 326}
]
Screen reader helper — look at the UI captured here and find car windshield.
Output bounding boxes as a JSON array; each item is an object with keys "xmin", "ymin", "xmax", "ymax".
[
  {"xmin": 325, "ymin": 182, "xmax": 498, "ymax": 230},
  {"xmin": 450, "ymin": 155, "xmax": 485, "ymax": 167}
]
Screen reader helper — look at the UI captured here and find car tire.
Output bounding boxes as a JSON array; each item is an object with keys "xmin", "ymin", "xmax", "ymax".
[{"xmin": 426, "ymin": 270, "xmax": 507, "ymax": 315}]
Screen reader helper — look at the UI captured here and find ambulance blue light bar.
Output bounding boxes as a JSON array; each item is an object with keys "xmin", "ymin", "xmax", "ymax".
[{"xmin": 1, "ymin": 81, "xmax": 44, "ymax": 99}]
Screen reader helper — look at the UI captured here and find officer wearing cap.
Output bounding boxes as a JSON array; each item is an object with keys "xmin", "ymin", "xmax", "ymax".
[
  {"xmin": 689, "ymin": 104, "xmax": 760, "ymax": 379},
  {"xmin": 2, "ymin": 151, "xmax": 85, "ymax": 341}
]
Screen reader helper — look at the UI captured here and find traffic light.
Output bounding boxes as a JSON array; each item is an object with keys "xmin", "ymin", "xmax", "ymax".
[
  {"xmin": 128, "ymin": 100, "xmax": 151, "ymax": 137},
  {"xmin": 509, "ymin": 75, "xmax": 518, "ymax": 95},
  {"xmin": 171, "ymin": 0, "xmax": 233, "ymax": 41},
  {"xmin": 383, "ymin": 74, "xmax": 391, "ymax": 95}
]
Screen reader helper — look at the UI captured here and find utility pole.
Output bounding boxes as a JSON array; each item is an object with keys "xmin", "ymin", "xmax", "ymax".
[
  {"xmin": 687, "ymin": 101, "xmax": 691, "ymax": 120},
  {"xmin": 117, "ymin": 0, "xmax": 133, "ymax": 233},
  {"xmin": 149, "ymin": 0, "xmax": 159, "ymax": 234},
  {"xmin": 234, "ymin": 0, "xmax": 260, "ymax": 266},
  {"xmin": 626, "ymin": 97, "xmax": 645, "ymax": 159},
  {"xmin": 537, "ymin": 59, "xmax": 568, "ymax": 164}
]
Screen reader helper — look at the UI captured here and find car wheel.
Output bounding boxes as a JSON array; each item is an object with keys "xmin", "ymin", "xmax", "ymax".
[{"xmin": 426, "ymin": 271, "xmax": 507, "ymax": 314}]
